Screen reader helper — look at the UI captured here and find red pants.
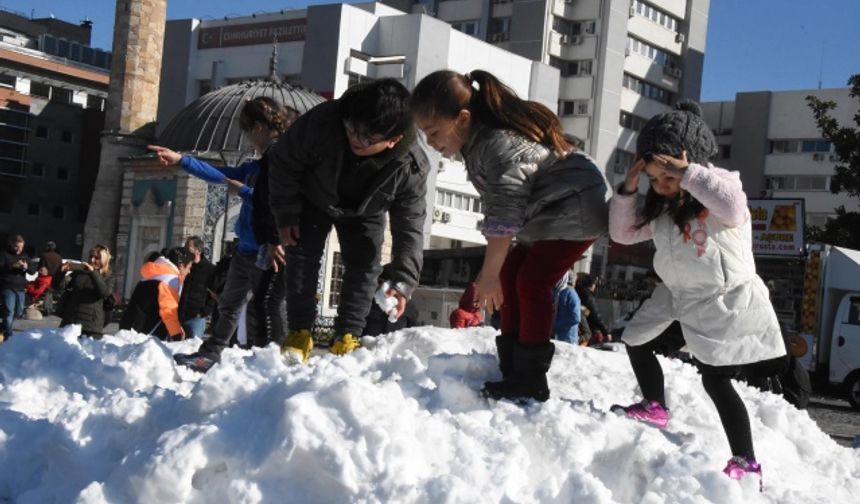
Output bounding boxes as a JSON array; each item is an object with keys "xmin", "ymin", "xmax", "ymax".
[{"xmin": 500, "ymin": 239, "xmax": 594, "ymax": 345}]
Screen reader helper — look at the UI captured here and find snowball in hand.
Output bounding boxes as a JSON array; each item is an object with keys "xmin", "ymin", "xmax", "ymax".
[{"xmin": 375, "ymin": 281, "xmax": 399, "ymax": 322}]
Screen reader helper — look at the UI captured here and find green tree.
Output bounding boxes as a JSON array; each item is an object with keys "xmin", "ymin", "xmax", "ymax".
[{"xmin": 805, "ymin": 74, "xmax": 860, "ymax": 248}]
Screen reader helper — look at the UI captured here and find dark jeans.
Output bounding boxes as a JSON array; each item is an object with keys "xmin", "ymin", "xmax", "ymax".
[
  {"xmin": 1, "ymin": 288, "xmax": 25, "ymax": 336},
  {"xmin": 286, "ymin": 203, "xmax": 384, "ymax": 336},
  {"xmin": 200, "ymin": 253, "xmax": 261, "ymax": 357},
  {"xmin": 627, "ymin": 335, "xmax": 755, "ymax": 459},
  {"xmin": 254, "ymin": 266, "xmax": 286, "ymax": 346}
]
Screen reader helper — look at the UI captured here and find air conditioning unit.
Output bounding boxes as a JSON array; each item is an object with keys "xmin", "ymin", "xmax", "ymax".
[
  {"xmin": 629, "ymin": 5, "xmax": 636, "ymax": 17},
  {"xmin": 675, "ymin": 32, "xmax": 685, "ymax": 44},
  {"xmin": 624, "ymin": 47, "xmax": 631, "ymax": 57},
  {"xmin": 559, "ymin": 34, "xmax": 570, "ymax": 44},
  {"xmin": 664, "ymin": 66, "xmax": 682, "ymax": 79},
  {"xmin": 433, "ymin": 208, "xmax": 452, "ymax": 223},
  {"xmin": 565, "ymin": 35, "xmax": 583, "ymax": 45},
  {"xmin": 812, "ymin": 152, "xmax": 825, "ymax": 161}
]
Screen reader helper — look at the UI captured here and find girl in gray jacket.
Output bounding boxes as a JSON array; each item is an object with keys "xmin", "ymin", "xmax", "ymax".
[{"xmin": 412, "ymin": 70, "xmax": 609, "ymax": 402}]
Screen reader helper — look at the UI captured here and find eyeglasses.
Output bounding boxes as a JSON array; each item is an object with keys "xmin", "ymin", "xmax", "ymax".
[{"xmin": 343, "ymin": 120, "xmax": 378, "ymax": 148}]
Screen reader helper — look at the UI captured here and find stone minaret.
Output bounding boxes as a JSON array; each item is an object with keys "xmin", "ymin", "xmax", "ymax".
[{"xmin": 83, "ymin": 0, "xmax": 167, "ymax": 253}]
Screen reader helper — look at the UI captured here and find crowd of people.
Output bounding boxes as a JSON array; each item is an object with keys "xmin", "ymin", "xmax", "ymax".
[{"xmin": 1, "ymin": 72, "xmax": 801, "ymax": 484}]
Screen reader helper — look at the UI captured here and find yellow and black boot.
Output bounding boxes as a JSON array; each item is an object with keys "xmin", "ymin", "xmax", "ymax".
[{"xmin": 281, "ymin": 329, "xmax": 314, "ymax": 363}]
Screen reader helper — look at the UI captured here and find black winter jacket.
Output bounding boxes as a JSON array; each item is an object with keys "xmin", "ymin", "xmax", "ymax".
[
  {"xmin": 268, "ymin": 100, "xmax": 429, "ymax": 296},
  {"xmin": 0, "ymin": 248, "xmax": 31, "ymax": 291},
  {"xmin": 178, "ymin": 258, "xmax": 216, "ymax": 321},
  {"xmin": 251, "ymin": 148, "xmax": 280, "ymax": 246},
  {"xmin": 59, "ymin": 270, "xmax": 115, "ymax": 335}
]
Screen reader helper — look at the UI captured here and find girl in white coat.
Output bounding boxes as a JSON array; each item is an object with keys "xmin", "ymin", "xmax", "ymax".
[{"xmin": 609, "ymin": 101, "xmax": 786, "ymax": 483}]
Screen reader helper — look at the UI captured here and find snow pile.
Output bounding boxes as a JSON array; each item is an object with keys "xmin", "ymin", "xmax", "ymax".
[{"xmin": 0, "ymin": 325, "xmax": 858, "ymax": 503}]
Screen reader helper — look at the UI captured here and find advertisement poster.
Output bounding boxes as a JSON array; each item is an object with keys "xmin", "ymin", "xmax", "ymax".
[{"xmin": 748, "ymin": 199, "xmax": 805, "ymax": 256}]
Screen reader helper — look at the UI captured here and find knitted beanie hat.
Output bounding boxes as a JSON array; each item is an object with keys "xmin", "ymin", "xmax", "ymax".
[{"xmin": 636, "ymin": 99, "xmax": 717, "ymax": 165}]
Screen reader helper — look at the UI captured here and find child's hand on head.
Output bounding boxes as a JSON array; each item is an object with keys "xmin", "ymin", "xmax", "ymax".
[
  {"xmin": 623, "ymin": 158, "xmax": 647, "ymax": 194},
  {"xmin": 653, "ymin": 150, "xmax": 689, "ymax": 176}
]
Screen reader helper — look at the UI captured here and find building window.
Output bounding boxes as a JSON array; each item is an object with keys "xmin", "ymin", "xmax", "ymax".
[
  {"xmin": 559, "ymin": 100, "xmax": 590, "ymax": 116},
  {"xmin": 435, "ymin": 189, "xmax": 482, "ymax": 213},
  {"xmin": 30, "ymin": 82, "xmax": 51, "ymax": 98},
  {"xmin": 766, "ymin": 175, "xmax": 829, "ymax": 191},
  {"xmin": 770, "ymin": 139, "xmax": 830, "ymax": 154},
  {"xmin": 31, "ymin": 162, "xmax": 44, "ymax": 177},
  {"xmin": 619, "ymin": 111, "xmax": 647, "ymax": 131},
  {"xmin": 61, "ymin": 130, "xmax": 73, "ymax": 143},
  {"xmin": 550, "ymin": 57, "xmax": 592, "ymax": 77},
  {"xmin": 57, "ymin": 167, "xmax": 69, "ymax": 180},
  {"xmin": 328, "ymin": 252, "xmax": 345, "ymax": 309},
  {"xmin": 626, "ymin": 36, "xmax": 675, "ymax": 67},
  {"xmin": 0, "ymin": 74, "xmax": 15, "ymax": 88},
  {"xmin": 622, "ymin": 73, "xmax": 672, "ymax": 104},
  {"xmin": 198, "ymin": 80, "xmax": 212, "ymax": 97},
  {"xmin": 801, "ymin": 140, "xmax": 831, "ymax": 153},
  {"xmin": 613, "ymin": 149, "xmax": 635, "ymax": 174},
  {"xmin": 631, "ymin": 1, "xmax": 679, "ymax": 31},
  {"xmin": 489, "ymin": 17, "xmax": 511, "ymax": 41},
  {"xmin": 86, "ymin": 95, "xmax": 105, "ymax": 111},
  {"xmin": 35, "ymin": 125, "xmax": 49, "ymax": 139},
  {"xmin": 50, "ymin": 87, "xmax": 73, "ymax": 104},
  {"xmin": 27, "ymin": 203, "xmax": 40, "ymax": 216},
  {"xmin": 452, "ymin": 20, "xmax": 479, "ymax": 36},
  {"xmin": 52, "ymin": 206, "xmax": 65, "ymax": 219}
]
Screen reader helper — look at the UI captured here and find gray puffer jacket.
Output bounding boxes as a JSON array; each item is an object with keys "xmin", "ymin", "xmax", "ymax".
[{"xmin": 461, "ymin": 124, "xmax": 609, "ymax": 243}]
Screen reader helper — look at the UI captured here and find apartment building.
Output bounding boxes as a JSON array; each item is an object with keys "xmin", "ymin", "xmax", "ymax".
[
  {"xmin": 702, "ymin": 88, "xmax": 860, "ymax": 229},
  {"xmin": 0, "ymin": 8, "xmax": 109, "ymax": 258}
]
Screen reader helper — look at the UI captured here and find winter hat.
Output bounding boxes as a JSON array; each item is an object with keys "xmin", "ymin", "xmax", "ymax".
[{"xmin": 636, "ymin": 99, "xmax": 717, "ymax": 165}]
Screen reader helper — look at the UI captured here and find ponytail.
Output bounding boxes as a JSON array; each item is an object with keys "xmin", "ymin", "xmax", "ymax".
[
  {"xmin": 412, "ymin": 70, "xmax": 573, "ymax": 156},
  {"xmin": 239, "ymin": 96, "xmax": 296, "ymax": 136}
]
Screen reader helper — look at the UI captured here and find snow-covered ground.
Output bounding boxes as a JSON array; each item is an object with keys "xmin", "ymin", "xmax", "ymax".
[{"xmin": 1, "ymin": 325, "xmax": 858, "ymax": 503}]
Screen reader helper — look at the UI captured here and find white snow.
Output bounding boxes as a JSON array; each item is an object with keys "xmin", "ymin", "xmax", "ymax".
[{"xmin": 1, "ymin": 324, "xmax": 858, "ymax": 503}]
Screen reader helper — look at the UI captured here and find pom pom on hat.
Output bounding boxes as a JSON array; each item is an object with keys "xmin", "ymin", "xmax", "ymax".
[{"xmin": 636, "ymin": 99, "xmax": 718, "ymax": 165}]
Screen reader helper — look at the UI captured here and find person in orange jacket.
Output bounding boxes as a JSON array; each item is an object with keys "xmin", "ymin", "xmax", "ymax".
[
  {"xmin": 120, "ymin": 247, "xmax": 193, "ymax": 341},
  {"xmin": 449, "ymin": 282, "xmax": 484, "ymax": 329}
]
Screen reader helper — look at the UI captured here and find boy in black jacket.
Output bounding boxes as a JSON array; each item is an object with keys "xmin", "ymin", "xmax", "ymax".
[
  {"xmin": 179, "ymin": 236, "xmax": 217, "ymax": 338},
  {"xmin": 268, "ymin": 79, "xmax": 429, "ymax": 360}
]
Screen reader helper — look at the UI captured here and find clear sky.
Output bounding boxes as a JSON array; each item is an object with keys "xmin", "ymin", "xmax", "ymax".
[{"xmin": 3, "ymin": 0, "xmax": 858, "ymax": 102}]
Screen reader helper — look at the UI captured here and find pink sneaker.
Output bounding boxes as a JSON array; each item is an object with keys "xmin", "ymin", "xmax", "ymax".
[
  {"xmin": 723, "ymin": 456, "xmax": 762, "ymax": 491},
  {"xmin": 615, "ymin": 400, "xmax": 670, "ymax": 429}
]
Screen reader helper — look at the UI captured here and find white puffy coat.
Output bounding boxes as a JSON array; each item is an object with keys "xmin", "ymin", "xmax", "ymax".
[{"xmin": 609, "ymin": 163, "xmax": 786, "ymax": 366}]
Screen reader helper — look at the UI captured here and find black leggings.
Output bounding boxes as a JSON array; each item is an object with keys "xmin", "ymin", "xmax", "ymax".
[
  {"xmin": 627, "ymin": 342, "xmax": 755, "ymax": 459},
  {"xmin": 253, "ymin": 267, "xmax": 287, "ymax": 347}
]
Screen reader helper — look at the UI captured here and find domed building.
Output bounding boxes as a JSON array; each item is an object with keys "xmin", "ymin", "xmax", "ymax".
[{"xmin": 114, "ymin": 75, "xmax": 324, "ymax": 298}]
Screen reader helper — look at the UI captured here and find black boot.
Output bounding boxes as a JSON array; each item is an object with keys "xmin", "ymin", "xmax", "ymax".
[
  {"xmin": 496, "ymin": 334, "xmax": 515, "ymax": 378},
  {"xmin": 482, "ymin": 342, "xmax": 555, "ymax": 402},
  {"xmin": 481, "ymin": 334, "xmax": 515, "ymax": 396}
]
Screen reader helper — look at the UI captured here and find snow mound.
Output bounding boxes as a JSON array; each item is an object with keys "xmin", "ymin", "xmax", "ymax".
[{"xmin": 0, "ymin": 324, "xmax": 858, "ymax": 503}]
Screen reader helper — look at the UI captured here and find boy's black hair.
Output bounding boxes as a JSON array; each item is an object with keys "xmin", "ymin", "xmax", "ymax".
[
  {"xmin": 338, "ymin": 78, "xmax": 412, "ymax": 139},
  {"xmin": 166, "ymin": 246, "xmax": 193, "ymax": 267}
]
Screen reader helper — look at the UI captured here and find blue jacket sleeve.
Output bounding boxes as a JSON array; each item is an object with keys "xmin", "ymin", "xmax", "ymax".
[{"xmin": 179, "ymin": 156, "xmax": 227, "ymax": 184}]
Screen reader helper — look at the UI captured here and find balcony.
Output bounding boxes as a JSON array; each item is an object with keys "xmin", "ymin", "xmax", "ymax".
[{"xmin": 548, "ymin": 31, "xmax": 597, "ymax": 61}]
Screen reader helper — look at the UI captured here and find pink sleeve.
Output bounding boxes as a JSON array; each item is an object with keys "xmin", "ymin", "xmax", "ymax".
[
  {"xmin": 681, "ymin": 163, "xmax": 749, "ymax": 228},
  {"xmin": 609, "ymin": 193, "xmax": 653, "ymax": 245}
]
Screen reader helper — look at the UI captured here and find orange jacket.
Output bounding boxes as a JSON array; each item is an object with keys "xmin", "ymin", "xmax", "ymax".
[{"xmin": 139, "ymin": 258, "xmax": 184, "ymax": 338}]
